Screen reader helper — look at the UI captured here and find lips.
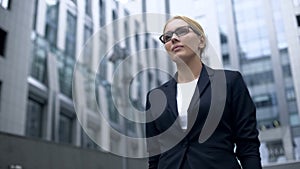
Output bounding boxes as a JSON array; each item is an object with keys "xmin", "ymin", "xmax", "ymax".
[{"xmin": 171, "ymin": 45, "xmax": 184, "ymax": 52}]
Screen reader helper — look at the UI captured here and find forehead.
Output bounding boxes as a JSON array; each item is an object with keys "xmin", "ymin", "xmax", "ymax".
[{"xmin": 164, "ymin": 19, "xmax": 189, "ymax": 32}]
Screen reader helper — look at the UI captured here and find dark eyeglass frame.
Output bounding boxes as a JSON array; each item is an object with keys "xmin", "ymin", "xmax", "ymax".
[{"xmin": 159, "ymin": 26, "xmax": 200, "ymax": 44}]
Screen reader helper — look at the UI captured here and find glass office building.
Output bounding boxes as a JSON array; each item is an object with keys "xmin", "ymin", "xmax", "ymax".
[{"xmin": 216, "ymin": 0, "xmax": 300, "ymax": 165}]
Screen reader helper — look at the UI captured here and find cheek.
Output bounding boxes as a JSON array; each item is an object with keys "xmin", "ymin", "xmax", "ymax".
[
  {"xmin": 164, "ymin": 43, "xmax": 172, "ymax": 53},
  {"xmin": 184, "ymin": 37, "xmax": 200, "ymax": 52}
]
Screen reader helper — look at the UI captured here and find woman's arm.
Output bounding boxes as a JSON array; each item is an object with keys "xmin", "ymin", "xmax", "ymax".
[
  {"xmin": 231, "ymin": 72, "xmax": 262, "ymax": 169},
  {"xmin": 146, "ymin": 92, "xmax": 161, "ymax": 169}
]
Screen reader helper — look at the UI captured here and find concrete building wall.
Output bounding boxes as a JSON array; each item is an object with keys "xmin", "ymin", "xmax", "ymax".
[{"xmin": 0, "ymin": 0, "xmax": 34, "ymax": 135}]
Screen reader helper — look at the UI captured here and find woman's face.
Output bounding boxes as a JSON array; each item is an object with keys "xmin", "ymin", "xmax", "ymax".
[{"xmin": 163, "ymin": 19, "xmax": 202, "ymax": 63}]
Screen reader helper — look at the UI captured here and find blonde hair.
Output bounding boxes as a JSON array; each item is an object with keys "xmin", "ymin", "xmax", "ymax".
[{"xmin": 163, "ymin": 16, "xmax": 207, "ymax": 54}]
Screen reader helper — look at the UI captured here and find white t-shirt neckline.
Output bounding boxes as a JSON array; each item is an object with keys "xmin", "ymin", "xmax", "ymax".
[{"xmin": 176, "ymin": 78, "xmax": 198, "ymax": 130}]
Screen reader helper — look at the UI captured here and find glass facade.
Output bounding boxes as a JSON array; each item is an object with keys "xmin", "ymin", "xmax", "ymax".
[
  {"xmin": 216, "ymin": 0, "xmax": 300, "ymax": 164},
  {"xmin": 279, "ymin": 47, "xmax": 300, "ymax": 126},
  {"xmin": 234, "ymin": 0, "xmax": 270, "ymax": 60}
]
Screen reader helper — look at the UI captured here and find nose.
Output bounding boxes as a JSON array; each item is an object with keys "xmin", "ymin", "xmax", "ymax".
[{"xmin": 170, "ymin": 33, "xmax": 179, "ymax": 43}]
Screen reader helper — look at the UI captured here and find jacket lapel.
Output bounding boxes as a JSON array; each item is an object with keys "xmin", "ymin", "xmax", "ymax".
[
  {"xmin": 162, "ymin": 65, "xmax": 215, "ymax": 131},
  {"xmin": 163, "ymin": 77, "xmax": 179, "ymax": 120},
  {"xmin": 187, "ymin": 65, "xmax": 214, "ymax": 130}
]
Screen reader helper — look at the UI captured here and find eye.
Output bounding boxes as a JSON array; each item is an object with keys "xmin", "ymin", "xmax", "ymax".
[
  {"xmin": 163, "ymin": 32, "xmax": 173, "ymax": 42},
  {"xmin": 176, "ymin": 27, "xmax": 189, "ymax": 36}
]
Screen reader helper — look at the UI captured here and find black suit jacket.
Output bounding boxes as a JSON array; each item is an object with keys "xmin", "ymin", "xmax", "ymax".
[{"xmin": 146, "ymin": 65, "xmax": 262, "ymax": 169}]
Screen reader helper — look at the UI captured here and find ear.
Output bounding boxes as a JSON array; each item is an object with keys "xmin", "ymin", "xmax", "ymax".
[{"xmin": 199, "ymin": 35, "xmax": 206, "ymax": 49}]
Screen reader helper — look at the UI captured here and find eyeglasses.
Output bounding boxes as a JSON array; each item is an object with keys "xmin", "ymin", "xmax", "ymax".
[{"xmin": 159, "ymin": 26, "xmax": 200, "ymax": 44}]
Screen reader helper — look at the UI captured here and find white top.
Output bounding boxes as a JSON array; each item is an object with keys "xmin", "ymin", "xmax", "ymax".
[{"xmin": 176, "ymin": 78, "xmax": 198, "ymax": 130}]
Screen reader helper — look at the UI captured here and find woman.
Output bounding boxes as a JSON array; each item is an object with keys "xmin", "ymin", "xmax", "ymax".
[{"xmin": 145, "ymin": 16, "xmax": 262, "ymax": 169}]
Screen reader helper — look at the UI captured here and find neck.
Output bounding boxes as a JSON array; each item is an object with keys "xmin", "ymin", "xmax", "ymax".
[{"xmin": 176, "ymin": 57, "xmax": 202, "ymax": 83}]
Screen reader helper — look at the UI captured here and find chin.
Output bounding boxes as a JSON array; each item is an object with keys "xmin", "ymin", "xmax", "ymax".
[{"xmin": 171, "ymin": 55, "xmax": 188, "ymax": 63}]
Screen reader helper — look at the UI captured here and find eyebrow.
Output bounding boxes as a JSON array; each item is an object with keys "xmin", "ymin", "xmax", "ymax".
[{"xmin": 164, "ymin": 25, "xmax": 189, "ymax": 33}]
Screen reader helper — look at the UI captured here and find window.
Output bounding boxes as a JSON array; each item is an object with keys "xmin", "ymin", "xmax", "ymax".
[
  {"xmin": 83, "ymin": 25, "xmax": 93, "ymax": 65},
  {"xmin": 0, "ymin": 28, "xmax": 7, "ymax": 57},
  {"xmin": 126, "ymin": 117, "xmax": 136, "ymax": 135},
  {"xmin": 26, "ymin": 98, "xmax": 44, "ymax": 138},
  {"xmin": 222, "ymin": 54, "xmax": 230, "ymax": 65},
  {"xmin": 99, "ymin": 57, "xmax": 107, "ymax": 80},
  {"xmin": 112, "ymin": 10, "xmax": 119, "ymax": 41},
  {"xmin": 286, "ymin": 88, "xmax": 296, "ymax": 101},
  {"xmin": 296, "ymin": 15, "xmax": 300, "ymax": 27},
  {"xmin": 253, "ymin": 94, "xmax": 274, "ymax": 108},
  {"xmin": 65, "ymin": 12, "xmax": 77, "ymax": 58},
  {"xmin": 282, "ymin": 65, "xmax": 292, "ymax": 77},
  {"xmin": 99, "ymin": 0, "xmax": 106, "ymax": 27},
  {"xmin": 0, "ymin": 0, "xmax": 10, "ymax": 9},
  {"xmin": 290, "ymin": 113, "xmax": 300, "ymax": 126},
  {"xmin": 33, "ymin": 0, "xmax": 38, "ymax": 30},
  {"xmin": 266, "ymin": 140, "xmax": 285, "ymax": 163},
  {"xmin": 45, "ymin": 3, "xmax": 58, "ymax": 46},
  {"xmin": 135, "ymin": 21, "xmax": 140, "ymax": 51},
  {"xmin": 220, "ymin": 33, "xmax": 228, "ymax": 44},
  {"xmin": 85, "ymin": 0, "xmax": 92, "ymax": 17},
  {"xmin": 31, "ymin": 37, "xmax": 47, "ymax": 84},
  {"xmin": 105, "ymin": 84, "xmax": 119, "ymax": 125},
  {"xmin": 81, "ymin": 130, "xmax": 98, "ymax": 149},
  {"xmin": 58, "ymin": 56, "xmax": 74, "ymax": 98},
  {"xmin": 124, "ymin": 18, "xmax": 130, "ymax": 51},
  {"xmin": 243, "ymin": 71, "xmax": 274, "ymax": 86},
  {"xmin": 0, "ymin": 81, "xmax": 2, "ymax": 111},
  {"xmin": 59, "ymin": 111, "xmax": 74, "ymax": 144}
]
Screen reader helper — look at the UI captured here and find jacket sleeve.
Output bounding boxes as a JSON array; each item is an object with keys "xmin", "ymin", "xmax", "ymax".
[
  {"xmin": 231, "ymin": 72, "xmax": 262, "ymax": 169},
  {"xmin": 145, "ymin": 91, "xmax": 161, "ymax": 169}
]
